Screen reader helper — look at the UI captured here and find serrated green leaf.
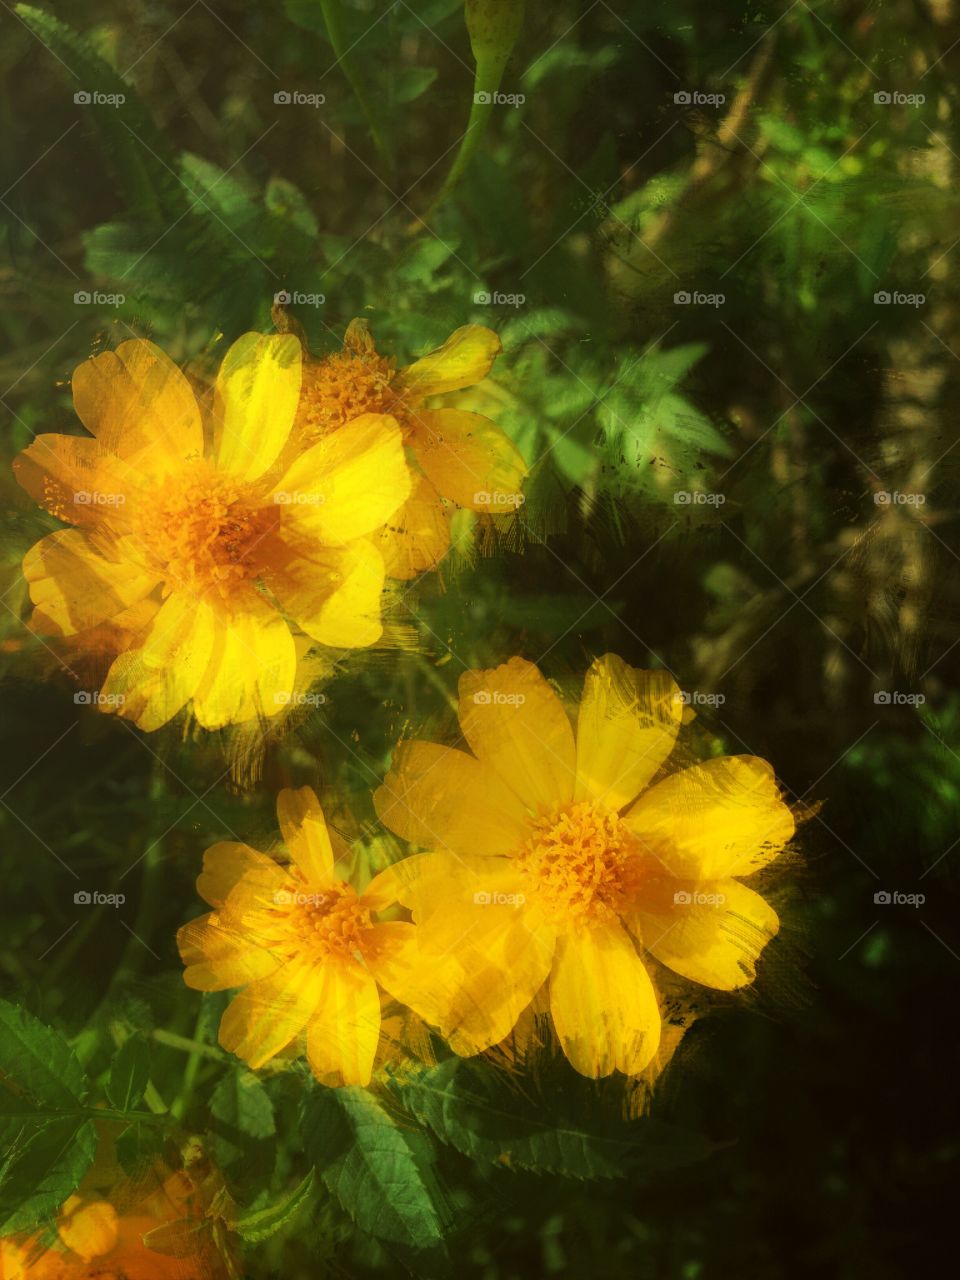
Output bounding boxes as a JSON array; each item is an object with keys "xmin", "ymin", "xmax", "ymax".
[
  {"xmin": 210, "ymin": 1070, "xmax": 275, "ymax": 1153},
  {"xmin": 231, "ymin": 1169, "xmax": 315, "ymax": 1243},
  {"xmin": 106, "ymin": 1037, "xmax": 150, "ymax": 1112},
  {"xmin": 265, "ymin": 177, "xmax": 319, "ymax": 239},
  {"xmin": 0, "ymin": 1000, "xmax": 88, "ymax": 1113},
  {"xmin": 395, "ymin": 1060, "xmax": 716, "ymax": 1181},
  {"xmin": 0, "ymin": 1117, "xmax": 97, "ymax": 1233},
  {"xmin": 302, "ymin": 1086, "xmax": 446, "ymax": 1250},
  {"xmin": 14, "ymin": 5, "xmax": 182, "ymax": 221}
]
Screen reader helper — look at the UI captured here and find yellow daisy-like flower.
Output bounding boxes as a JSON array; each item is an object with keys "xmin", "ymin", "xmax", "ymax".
[
  {"xmin": 294, "ymin": 318, "xmax": 527, "ymax": 578},
  {"xmin": 177, "ymin": 786, "xmax": 416, "ymax": 1087},
  {"xmin": 13, "ymin": 335, "xmax": 411, "ymax": 730},
  {"xmin": 372, "ymin": 655, "xmax": 795, "ymax": 1079}
]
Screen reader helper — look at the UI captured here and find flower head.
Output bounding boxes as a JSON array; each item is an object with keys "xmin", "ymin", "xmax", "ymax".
[
  {"xmin": 372, "ymin": 655, "xmax": 795, "ymax": 1078},
  {"xmin": 178, "ymin": 787, "xmax": 416, "ymax": 1087},
  {"xmin": 294, "ymin": 319, "xmax": 527, "ymax": 578},
  {"xmin": 14, "ymin": 335, "xmax": 411, "ymax": 729},
  {"xmin": 0, "ymin": 1155, "xmax": 235, "ymax": 1279}
]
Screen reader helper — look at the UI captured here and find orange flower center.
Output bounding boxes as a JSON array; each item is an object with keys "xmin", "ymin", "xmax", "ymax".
[
  {"xmin": 279, "ymin": 877, "xmax": 374, "ymax": 964},
  {"xmin": 297, "ymin": 349, "xmax": 397, "ymax": 438},
  {"xmin": 134, "ymin": 462, "xmax": 277, "ymax": 602},
  {"xmin": 517, "ymin": 801, "xmax": 645, "ymax": 923}
]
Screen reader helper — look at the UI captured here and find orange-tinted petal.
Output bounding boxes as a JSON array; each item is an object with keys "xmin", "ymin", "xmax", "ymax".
[
  {"xmin": 71, "ymin": 339, "xmax": 202, "ymax": 471},
  {"xmin": 305, "ymin": 961, "xmax": 381, "ymax": 1087},
  {"xmin": 213, "ymin": 332, "xmax": 302, "ymax": 482},
  {"xmin": 407, "ymin": 408, "xmax": 526, "ymax": 511},
  {"xmin": 218, "ymin": 958, "xmax": 320, "ymax": 1068},
  {"xmin": 191, "ymin": 597, "xmax": 296, "ymax": 729},
  {"xmin": 178, "ymin": 913, "xmax": 280, "ymax": 991},
  {"xmin": 13, "ymin": 434, "xmax": 137, "ymax": 527},
  {"xmin": 196, "ymin": 841, "xmax": 279, "ymax": 909},
  {"xmin": 263, "ymin": 533, "xmax": 386, "ymax": 648},
  {"xmin": 374, "ymin": 474, "xmax": 452, "ymax": 580},
  {"xmin": 24, "ymin": 530, "xmax": 158, "ymax": 636}
]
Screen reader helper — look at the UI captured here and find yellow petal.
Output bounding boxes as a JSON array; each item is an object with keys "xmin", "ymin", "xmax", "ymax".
[
  {"xmin": 58, "ymin": 1200, "xmax": 119, "ymax": 1261},
  {"xmin": 100, "ymin": 591, "xmax": 217, "ymax": 731},
  {"xmin": 273, "ymin": 413, "xmax": 411, "ymax": 545},
  {"xmin": 264, "ymin": 534, "xmax": 386, "ymax": 648},
  {"xmin": 213, "ymin": 332, "xmax": 301, "ymax": 482},
  {"xmin": 374, "ymin": 474, "xmax": 451, "ymax": 580},
  {"xmin": 549, "ymin": 921, "xmax": 660, "ymax": 1077},
  {"xmin": 196, "ymin": 841, "xmax": 279, "ymax": 909},
  {"xmin": 629, "ymin": 879, "xmax": 779, "ymax": 991},
  {"xmin": 305, "ymin": 961, "xmax": 381, "ymax": 1087},
  {"xmin": 13, "ymin": 434, "xmax": 137, "ymax": 527},
  {"xmin": 276, "ymin": 787, "xmax": 335, "ymax": 884},
  {"xmin": 374, "ymin": 741, "xmax": 529, "ymax": 855},
  {"xmin": 218, "ymin": 958, "xmax": 320, "ymax": 1068},
  {"xmin": 71, "ymin": 338, "xmax": 202, "ymax": 470},
  {"xmin": 394, "ymin": 325, "xmax": 501, "ymax": 400},
  {"xmin": 574, "ymin": 655, "xmax": 682, "ymax": 811},
  {"xmin": 458, "ymin": 658, "xmax": 576, "ymax": 813},
  {"xmin": 24, "ymin": 530, "xmax": 158, "ymax": 636},
  {"xmin": 191, "ymin": 598, "xmax": 296, "ymax": 729},
  {"xmin": 178, "ymin": 913, "xmax": 280, "ymax": 991},
  {"xmin": 407, "ymin": 408, "xmax": 526, "ymax": 511},
  {"xmin": 624, "ymin": 755, "xmax": 795, "ymax": 880},
  {"xmin": 369, "ymin": 854, "xmax": 555, "ymax": 1055}
]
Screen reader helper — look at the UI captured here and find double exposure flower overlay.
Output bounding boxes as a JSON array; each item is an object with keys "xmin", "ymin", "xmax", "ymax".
[
  {"xmin": 13, "ymin": 334, "xmax": 413, "ymax": 730},
  {"xmin": 372, "ymin": 654, "xmax": 796, "ymax": 1079}
]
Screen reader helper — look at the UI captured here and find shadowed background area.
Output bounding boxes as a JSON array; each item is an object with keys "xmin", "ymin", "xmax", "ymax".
[{"xmin": 1, "ymin": 2, "xmax": 958, "ymax": 1276}]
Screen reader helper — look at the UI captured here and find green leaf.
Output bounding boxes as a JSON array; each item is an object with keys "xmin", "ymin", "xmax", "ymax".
[
  {"xmin": 0, "ymin": 1117, "xmax": 97, "ymax": 1233},
  {"xmin": 395, "ymin": 1060, "xmax": 716, "ymax": 1181},
  {"xmin": 231, "ymin": 1169, "xmax": 315, "ymax": 1243},
  {"xmin": 116, "ymin": 1120, "xmax": 156, "ymax": 1175},
  {"xmin": 106, "ymin": 1037, "xmax": 150, "ymax": 1112},
  {"xmin": 265, "ymin": 177, "xmax": 319, "ymax": 240},
  {"xmin": 390, "ymin": 66, "xmax": 439, "ymax": 104},
  {"xmin": 0, "ymin": 1000, "xmax": 88, "ymax": 1114},
  {"xmin": 302, "ymin": 1086, "xmax": 446, "ymax": 1250},
  {"xmin": 14, "ymin": 6, "xmax": 182, "ymax": 221},
  {"xmin": 210, "ymin": 1070, "xmax": 275, "ymax": 1165}
]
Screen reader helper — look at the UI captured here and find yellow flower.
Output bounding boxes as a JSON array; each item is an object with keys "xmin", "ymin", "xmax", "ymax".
[
  {"xmin": 372, "ymin": 655, "xmax": 795, "ymax": 1079},
  {"xmin": 0, "ymin": 1158, "xmax": 235, "ymax": 1279},
  {"xmin": 178, "ymin": 786, "xmax": 416, "ymax": 1087},
  {"xmin": 294, "ymin": 318, "xmax": 527, "ymax": 578},
  {"xmin": 13, "ymin": 335, "xmax": 411, "ymax": 730}
]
